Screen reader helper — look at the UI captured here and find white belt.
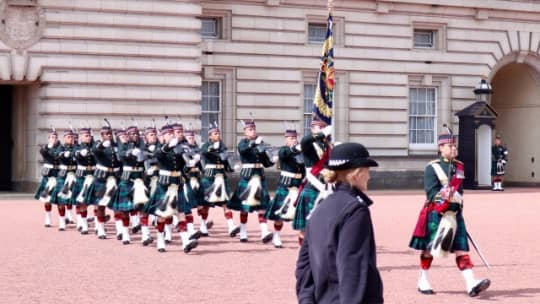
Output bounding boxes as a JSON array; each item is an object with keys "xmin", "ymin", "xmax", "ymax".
[
  {"xmin": 59, "ymin": 165, "xmax": 76, "ymax": 170},
  {"xmin": 123, "ymin": 166, "xmax": 143, "ymax": 172},
  {"xmin": 242, "ymin": 163, "xmax": 262, "ymax": 169},
  {"xmin": 204, "ymin": 164, "xmax": 224, "ymax": 169},
  {"xmin": 159, "ymin": 170, "xmax": 182, "ymax": 177},
  {"xmin": 280, "ymin": 171, "xmax": 303, "ymax": 179},
  {"xmin": 43, "ymin": 164, "xmax": 55, "ymax": 169},
  {"xmin": 77, "ymin": 165, "xmax": 95, "ymax": 171},
  {"xmin": 96, "ymin": 164, "xmax": 120, "ymax": 172}
]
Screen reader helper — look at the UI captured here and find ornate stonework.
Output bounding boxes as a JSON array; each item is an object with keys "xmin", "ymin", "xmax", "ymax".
[{"xmin": 0, "ymin": 0, "xmax": 45, "ymax": 50}]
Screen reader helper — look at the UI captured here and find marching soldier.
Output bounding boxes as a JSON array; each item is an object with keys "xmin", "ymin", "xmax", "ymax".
[
  {"xmin": 229, "ymin": 119, "xmax": 274, "ymax": 243},
  {"xmin": 140, "ymin": 125, "xmax": 159, "ymax": 246},
  {"xmin": 149, "ymin": 124, "xmax": 198, "ymax": 253},
  {"xmin": 199, "ymin": 123, "xmax": 240, "ymax": 237},
  {"xmin": 182, "ymin": 128, "xmax": 205, "ymax": 238},
  {"xmin": 85, "ymin": 122, "xmax": 121, "ymax": 239},
  {"xmin": 109, "ymin": 125, "xmax": 147, "ymax": 245},
  {"xmin": 491, "ymin": 135, "xmax": 508, "ymax": 191},
  {"xmin": 409, "ymin": 131, "xmax": 490, "ymax": 297},
  {"xmin": 72, "ymin": 127, "xmax": 96, "ymax": 235},
  {"xmin": 292, "ymin": 119, "xmax": 332, "ymax": 245},
  {"xmin": 265, "ymin": 128, "xmax": 305, "ymax": 248},
  {"xmin": 35, "ymin": 128, "xmax": 60, "ymax": 228},
  {"xmin": 54, "ymin": 129, "xmax": 78, "ymax": 231}
]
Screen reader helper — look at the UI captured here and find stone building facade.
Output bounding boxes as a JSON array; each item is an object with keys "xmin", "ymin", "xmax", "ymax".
[{"xmin": 2, "ymin": 0, "xmax": 540, "ymax": 190}]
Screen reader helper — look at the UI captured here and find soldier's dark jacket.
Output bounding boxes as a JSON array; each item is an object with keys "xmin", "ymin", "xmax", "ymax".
[
  {"xmin": 300, "ymin": 132, "xmax": 329, "ymax": 168},
  {"xmin": 296, "ymin": 183, "xmax": 383, "ymax": 304},
  {"xmin": 39, "ymin": 142, "xmax": 61, "ymax": 176},
  {"xmin": 201, "ymin": 140, "xmax": 229, "ymax": 174},
  {"xmin": 425, "ymin": 157, "xmax": 464, "ymax": 203},
  {"xmin": 491, "ymin": 145, "xmax": 508, "ymax": 162}
]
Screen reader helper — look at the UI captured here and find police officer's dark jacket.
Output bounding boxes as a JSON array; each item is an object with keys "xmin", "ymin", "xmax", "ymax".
[{"xmin": 296, "ymin": 183, "xmax": 384, "ymax": 304}]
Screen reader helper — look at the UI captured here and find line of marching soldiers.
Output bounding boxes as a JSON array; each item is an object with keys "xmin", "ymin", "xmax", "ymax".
[{"xmin": 35, "ymin": 118, "xmax": 332, "ymax": 253}]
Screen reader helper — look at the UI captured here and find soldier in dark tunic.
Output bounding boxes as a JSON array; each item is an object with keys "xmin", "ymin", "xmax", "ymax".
[
  {"xmin": 109, "ymin": 126, "xmax": 147, "ymax": 245},
  {"xmin": 85, "ymin": 124, "xmax": 121, "ymax": 239},
  {"xmin": 491, "ymin": 135, "xmax": 508, "ymax": 191},
  {"xmin": 229, "ymin": 119, "xmax": 274, "ymax": 243},
  {"xmin": 53, "ymin": 129, "xmax": 78, "ymax": 231},
  {"xmin": 199, "ymin": 124, "xmax": 240, "ymax": 237},
  {"xmin": 265, "ymin": 128, "xmax": 305, "ymax": 248},
  {"xmin": 72, "ymin": 127, "xmax": 96, "ymax": 235},
  {"xmin": 292, "ymin": 119, "xmax": 332, "ymax": 245},
  {"xmin": 182, "ymin": 128, "xmax": 205, "ymax": 237},
  {"xmin": 35, "ymin": 129, "xmax": 60, "ymax": 228},
  {"xmin": 149, "ymin": 124, "xmax": 198, "ymax": 253},
  {"xmin": 140, "ymin": 126, "xmax": 159, "ymax": 246},
  {"xmin": 296, "ymin": 143, "xmax": 383, "ymax": 304},
  {"xmin": 409, "ymin": 132, "xmax": 490, "ymax": 297}
]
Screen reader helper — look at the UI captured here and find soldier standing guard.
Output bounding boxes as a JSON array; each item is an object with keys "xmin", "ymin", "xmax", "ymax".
[
  {"xmin": 35, "ymin": 128, "xmax": 60, "ymax": 228},
  {"xmin": 54, "ymin": 129, "xmax": 78, "ymax": 231},
  {"xmin": 292, "ymin": 119, "xmax": 332, "ymax": 245},
  {"xmin": 85, "ymin": 122, "xmax": 121, "ymax": 239},
  {"xmin": 72, "ymin": 127, "xmax": 96, "ymax": 235},
  {"xmin": 229, "ymin": 119, "xmax": 274, "ymax": 243},
  {"xmin": 265, "ymin": 128, "xmax": 305, "ymax": 248},
  {"xmin": 409, "ymin": 131, "xmax": 491, "ymax": 297},
  {"xmin": 491, "ymin": 135, "xmax": 508, "ymax": 191},
  {"xmin": 199, "ymin": 123, "xmax": 240, "ymax": 237}
]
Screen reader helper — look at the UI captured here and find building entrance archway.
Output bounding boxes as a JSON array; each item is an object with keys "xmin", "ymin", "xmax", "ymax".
[{"xmin": 490, "ymin": 57, "xmax": 540, "ymax": 184}]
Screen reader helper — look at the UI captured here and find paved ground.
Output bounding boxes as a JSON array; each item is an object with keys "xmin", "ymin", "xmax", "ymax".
[{"xmin": 1, "ymin": 189, "xmax": 539, "ymax": 303}]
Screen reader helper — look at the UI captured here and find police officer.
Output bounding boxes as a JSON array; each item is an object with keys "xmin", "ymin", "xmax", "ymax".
[{"xmin": 295, "ymin": 142, "xmax": 383, "ymax": 303}]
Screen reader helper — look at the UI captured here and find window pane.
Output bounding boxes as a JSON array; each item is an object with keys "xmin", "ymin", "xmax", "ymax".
[
  {"xmin": 304, "ymin": 84, "xmax": 316, "ymax": 114},
  {"xmin": 201, "ymin": 80, "xmax": 221, "ymax": 141},
  {"xmin": 201, "ymin": 18, "xmax": 220, "ymax": 38},
  {"xmin": 414, "ymin": 30, "xmax": 434, "ymax": 48},
  {"xmin": 308, "ymin": 23, "xmax": 327, "ymax": 43},
  {"xmin": 409, "ymin": 87, "xmax": 437, "ymax": 144},
  {"xmin": 209, "ymin": 97, "xmax": 220, "ymax": 112}
]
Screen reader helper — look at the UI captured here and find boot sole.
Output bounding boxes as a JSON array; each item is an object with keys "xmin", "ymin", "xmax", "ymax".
[
  {"xmin": 469, "ymin": 279, "xmax": 491, "ymax": 297},
  {"xmin": 229, "ymin": 226, "xmax": 241, "ymax": 237}
]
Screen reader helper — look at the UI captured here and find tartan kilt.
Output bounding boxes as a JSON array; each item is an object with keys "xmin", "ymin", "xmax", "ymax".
[
  {"xmin": 185, "ymin": 178, "xmax": 204, "ymax": 210},
  {"xmin": 34, "ymin": 177, "xmax": 48, "ymax": 200},
  {"xmin": 71, "ymin": 176, "xmax": 85, "ymax": 205},
  {"xmin": 84, "ymin": 178, "xmax": 107, "ymax": 206},
  {"xmin": 409, "ymin": 210, "xmax": 469, "ymax": 252},
  {"xmin": 145, "ymin": 182, "xmax": 189, "ymax": 216},
  {"xmin": 265, "ymin": 185, "xmax": 289, "ymax": 221},
  {"xmin": 228, "ymin": 175, "xmax": 270, "ymax": 213},
  {"xmin": 292, "ymin": 184, "xmax": 319, "ymax": 231},
  {"xmin": 109, "ymin": 180, "xmax": 134, "ymax": 212},
  {"xmin": 199, "ymin": 175, "xmax": 230, "ymax": 207},
  {"xmin": 53, "ymin": 176, "xmax": 71, "ymax": 205}
]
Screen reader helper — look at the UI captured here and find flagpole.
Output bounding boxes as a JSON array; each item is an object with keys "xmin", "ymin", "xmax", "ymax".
[{"xmin": 327, "ymin": 0, "xmax": 334, "ymax": 14}]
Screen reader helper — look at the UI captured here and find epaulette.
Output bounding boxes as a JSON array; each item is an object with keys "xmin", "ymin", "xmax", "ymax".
[
  {"xmin": 454, "ymin": 159, "xmax": 463, "ymax": 165},
  {"xmin": 428, "ymin": 159, "xmax": 440, "ymax": 165}
]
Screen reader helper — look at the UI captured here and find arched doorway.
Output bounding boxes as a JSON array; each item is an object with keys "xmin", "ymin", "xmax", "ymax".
[{"xmin": 490, "ymin": 59, "xmax": 540, "ymax": 184}]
